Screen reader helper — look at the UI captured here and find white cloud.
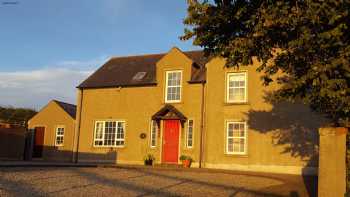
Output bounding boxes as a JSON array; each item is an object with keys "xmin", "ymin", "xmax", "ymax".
[
  {"xmin": 52, "ymin": 57, "xmax": 108, "ymax": 70},
  {"xmin": 0, "ymin": 56, "xmax": 108, "ymax": 110}
]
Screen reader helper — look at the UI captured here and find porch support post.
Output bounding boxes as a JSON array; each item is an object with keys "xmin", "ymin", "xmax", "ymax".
[{"xmin": 318, "ymin": 127, "xmax": 347, "ymax": 197}]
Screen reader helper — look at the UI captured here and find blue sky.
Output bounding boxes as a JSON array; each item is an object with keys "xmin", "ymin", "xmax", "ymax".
[{"xmin": 0, "ymin": 0, "xmax": 199, "ymax": 109}]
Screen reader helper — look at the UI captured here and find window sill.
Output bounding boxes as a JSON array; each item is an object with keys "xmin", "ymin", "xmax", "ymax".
[
  {"xmin": 163, "ymin": 101, "xmax": 183, "ymax": 105},
  {"xmin": 223, "ymin": 102, "xmax": 250, "ymax": 106},
  {"xmin": 224, "ymin": 153, "xmax": 248, "ymax": 157},
  {"xmin": 93, "ymin": 146, "xmax": 125, "ymax": 149}
]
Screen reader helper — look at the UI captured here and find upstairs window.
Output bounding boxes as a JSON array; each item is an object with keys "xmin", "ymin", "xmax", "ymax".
[
  {"xmin": 55, "ymin": 126, "xmax": 65, "ymax": 146},
  {"xmin": 94, "ymin": 120, "xmax": 125, "ymax": 147},
  {"xmin": 227, "ymin": 72, "xmax": 247, "ymax": 103},
  {"xmin": 150, "ymin": 120, "xmax": 158, "ymax": 148},
  {"xmin": 226, "ymin": 121, "xmax": 247, "ymax": 154},
  {"xmin": 187, "ymin": 119, "xmax": 194, "ymax": 148},
  {"xmin": 165, "ymin": 70, "xmax": 182, "ymax": 103}
]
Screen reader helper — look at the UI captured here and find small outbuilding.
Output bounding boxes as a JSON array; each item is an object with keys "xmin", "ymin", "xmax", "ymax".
[{"xmin": 28, "ymin": 100, "xmax": 76, "ymax": 162}]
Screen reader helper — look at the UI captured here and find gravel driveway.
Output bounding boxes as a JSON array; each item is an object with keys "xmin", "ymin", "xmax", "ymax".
[{"xmin": 0, "ymin": 166, "xmax": 316, "ymax": 197}]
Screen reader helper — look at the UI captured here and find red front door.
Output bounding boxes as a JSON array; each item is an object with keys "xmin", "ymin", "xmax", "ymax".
[
  {"xmin": 163, "ymin": 120, "xmax": 180, "ymax": 163},
  {"xmin": 33, "ymin": 127, "xmax": 45, "ymax": 158}
]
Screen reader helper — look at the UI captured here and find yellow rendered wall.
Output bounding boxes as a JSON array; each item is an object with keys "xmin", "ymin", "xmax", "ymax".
[
  {"xmin": 204, "ymin": 57, "xmax": 324, "ymax": 174},
  {"xmin": 77, "ymin": 48, "xmax": 203, "ymax": 165},
  {"xmin": 28, "ymin": 101, "xmax": 75, "ymax": 162}
]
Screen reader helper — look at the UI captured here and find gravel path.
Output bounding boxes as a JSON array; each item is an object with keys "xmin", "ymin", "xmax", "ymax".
[{"xmin": 0, "ymin": 166, "xmax": 315, "ymax": 197}]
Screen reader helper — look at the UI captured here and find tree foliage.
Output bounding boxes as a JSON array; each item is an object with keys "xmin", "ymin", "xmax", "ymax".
[
  {"xmin": 182, "ymin": 0, "xmax": 350, "ymax": 126},
  {"xmin": 0, "ymin": 106, "xmax": 36, "ymax": 125}
]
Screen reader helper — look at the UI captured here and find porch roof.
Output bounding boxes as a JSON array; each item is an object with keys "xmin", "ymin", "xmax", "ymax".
[{"xmin": 151, "ymin": 104, "xmax": 187, "ymax": 123}]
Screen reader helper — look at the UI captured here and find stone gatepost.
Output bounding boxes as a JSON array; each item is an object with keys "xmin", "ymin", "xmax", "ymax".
[{"xmin": 318, "ymin": 127, "xmax": 348, "ymax": 197}]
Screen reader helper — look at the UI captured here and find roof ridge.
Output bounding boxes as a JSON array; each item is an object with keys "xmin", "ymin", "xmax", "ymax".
[
  {"xmin": 109, "ymin": 53, "xmax": 165, "ymax": 60},
  {"xmin": 109, "ymin": 50, "xmax": 203, "ymax": 60},
  {"xmin": 52, "ymin": 100, "xmax": 76, "ymax": 107}
]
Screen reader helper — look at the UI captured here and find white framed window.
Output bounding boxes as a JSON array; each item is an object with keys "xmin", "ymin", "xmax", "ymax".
[
  {"xmin": 150, "ymin": 120, "xmax": 158, "ymax": 148},
  {"xmin": 226, "ymin": 121, "xmax": 247, "ymax": 154},
  {"xmin": 94, "ymin": 121, "xmax": 104, "ymax": 146},
  {"xmin": 165, "ymin": 70, "xmax": 182, "ymax": 103},
  {"xmin": 227, "ymin": 72, "xmax": 247, "ymax": 103},
  {"xmin": 93, "ymin": 120, "xmax": 125, "ymax": 147},
  {"xmin": 55, "ymin": 126, "xmax": 65, "ymax": 146},
  {"xmin": 187, "ymin": 119, "xmax": 194, "ymax": 148}
]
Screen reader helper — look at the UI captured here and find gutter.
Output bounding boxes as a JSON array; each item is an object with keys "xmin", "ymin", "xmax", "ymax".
[
  {"xmin": 76, "ymin": 82, "xmax": 158, "ymax": 90},
  {"xmin": 74, "ymin": 89, "xmax": 84, "ymax": 163},
  {"xmin": 199, "ymin": 81, "xmax": 206, "ymax": 168}
]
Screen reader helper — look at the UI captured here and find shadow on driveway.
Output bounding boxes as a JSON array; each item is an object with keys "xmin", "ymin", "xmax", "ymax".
[{"xmin": 0, "ymin": 166, "xmax": 315, "ymax": 197}]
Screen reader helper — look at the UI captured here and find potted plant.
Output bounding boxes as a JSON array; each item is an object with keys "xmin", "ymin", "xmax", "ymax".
[
  {"xmin": 179, "ymin": 155, "xmax": 192, "ymax": 168},
  {"xmin": 144, "ymin": 154, "xmax": 155, "ymax": 166}
]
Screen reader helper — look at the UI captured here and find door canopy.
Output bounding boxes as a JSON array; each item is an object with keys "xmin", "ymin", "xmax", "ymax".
[{"xmin": 152, "ymin": 104, "xmax": 187, "ymax": 126}]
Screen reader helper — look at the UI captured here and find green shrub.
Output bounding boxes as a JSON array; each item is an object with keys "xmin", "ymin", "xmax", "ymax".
[
  {"xmin": 144, "ymin": 154, "xmax": 155, "ymax": 161},
  {"xmin": 179, "ymin": 155, "xmax": 193, "ymax": 162}
]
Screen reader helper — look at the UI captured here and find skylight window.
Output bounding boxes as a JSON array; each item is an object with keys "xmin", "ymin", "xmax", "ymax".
[{"xmin": 132, "ymin": 72, "xmax": 147, "ymax": 81}]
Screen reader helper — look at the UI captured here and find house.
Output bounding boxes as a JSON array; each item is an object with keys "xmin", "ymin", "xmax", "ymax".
[
  {"xmin": 28, "ymin": 47, "xmax": 324, "ymax": 174},
  {"xmin": 28, "ymin": 100, "xmax": 76, "ymax": 161},
  {"xmin": 72, "ymin": 47, "xmax": 324, "ymax": 174}
]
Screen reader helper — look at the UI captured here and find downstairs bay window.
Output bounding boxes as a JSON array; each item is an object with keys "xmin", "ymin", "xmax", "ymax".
[{"xmin": 94, "ymin": 120, "xmax": 125, "ymax": 147}]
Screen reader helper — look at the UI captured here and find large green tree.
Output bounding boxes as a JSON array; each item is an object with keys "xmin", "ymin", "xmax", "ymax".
[
  {"xmin": 0, "ymin": 106, "xmax": 36, "ymax": 126},
  {"xmin": 182, "ymin": 0, "xmax": 350, "ymax": 126}
]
